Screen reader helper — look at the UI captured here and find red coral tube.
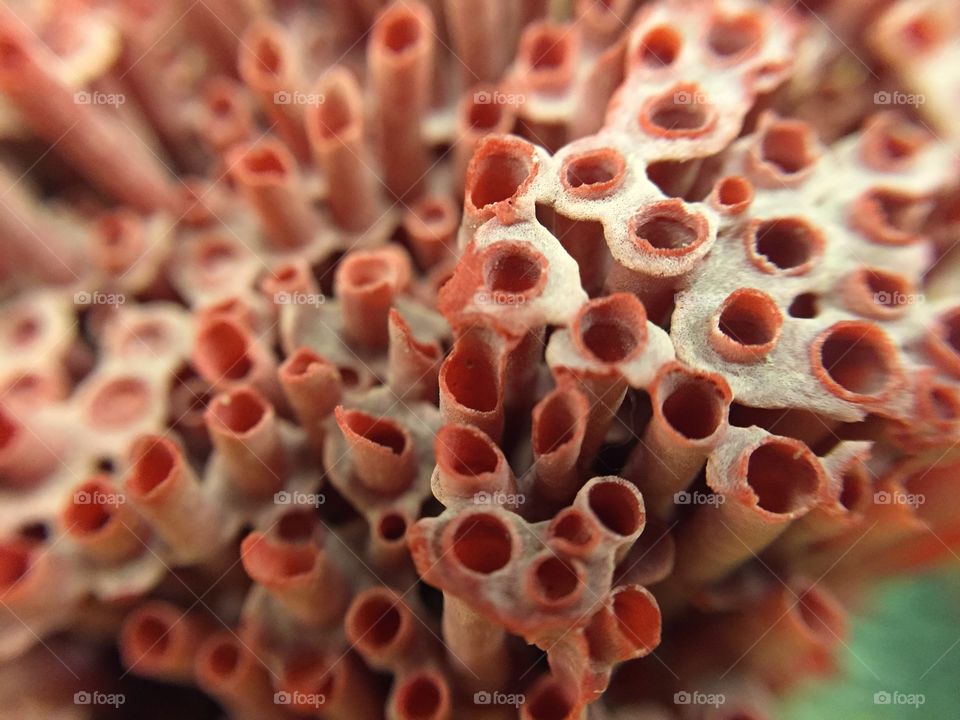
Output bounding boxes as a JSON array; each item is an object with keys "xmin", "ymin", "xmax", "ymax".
[
  {"xmin": 454, "ymin": 88, "xmax": 518, "ymax": 193},
  {"xmin": 584, "ymin": 585, "xmax": 662, "ymax": 664},
  {"xmin": 334, "ymin": 247, "xmax": 413, "ymax": 351},
  {"xmin": 205, "ymin": 386, "xmax": 287, "ymax": 498},
  {"xmin": 0, "ymin": 406, "xmax": 59, "ymax": 488},
  {"xmin": 0, "ymin": 14, "xmax": 175, "ymax": 212},
  {"xmin": 622, "ymin": 362, "xmax": 732, "ymax": 519},
  {"xmin": 280, "ymin": 652, "xmax": 382, "ymax": 720},
  {"xmin": 119, "ymin": 602, "xmax": 210, "ymax": 683},
  {"xmin": 201, "ymin": 77, "xmax": 255, "ymax": 155},
  {"xmin": 345, "ymin": 587, "xmax": 425, "ymax": 671},
  {"xmin": 226, "ymin": 138, "xmax": 315, "ymax": 250},
  {"xmin": 387, "ymin": 308, "xmax": 442, "ymax": 402},
  {"xmin": 237, "ymin": 19, "xmax": 309, "ymax": 161},
  {"xmin": 390, "ymin": 668, "xmax": 452, "ymax": 720},
  {"xmin": 306, "ymin": 66, "xmax": 379, "ymax": 231},
  {"xmin": 673, "ymin": 434, "xmax": 824, "ymax": 585},
  {"xmin": 192, "ymin": 314, "xmax": 282, "ymax": 405},
  {"xmin": 240, "ymin": 531, "xmax": 349, "ymax": 627},
  {"xmin": 368, "ymin": 1, "xmax": 436, "ymax": 199},
  {"xmin": 433, "ymin": 423, "xmax": 517, "ymax": 506},
  {"xmin": 464, "ymin": 134, "xmax": 539, "ymax": 231},
  {"xmin": 439, "ymin": 330, "xmax": 506, "ymax": 442},
  {"xmin": 402, "ymin": 195, "xmax": 459, "ymax": 269},
  {"xmin": 195, "ymin": 631, "xmax": 279, "ymax": 720},
  {"xmin": 60, "ymin": 476, "xmax": 147, "ymax": 563},
  {"xmin": 521, "ymin": 672, "xmax": 581, "ymax": 720},
  {"xmin": 443, "ymin": 0, "xmax": 510, "ymax": 82},
  {"xmin": 531, "ymin": 384, "xmax": 590, "ymax": 508},
  {"xmin": 278, "ymin": 348, "xmax": 341, "ymax": 452},
  {"xmin": 124, "ymin": 434, "xmax": 224, "ymax": 563},
  {"xmin": 335, "ymin": 407, "xmax": 418, "ymax": 495}
]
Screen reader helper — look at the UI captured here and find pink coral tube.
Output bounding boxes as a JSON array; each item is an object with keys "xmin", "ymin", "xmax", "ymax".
[
  {"xmin": 306, "ymin": 66, "xmax": 379, "ymax": 231},
  {"xmin": 205, "ymin": 386, "xmax": 288, "ymax": 498},
  {"xmin": 195, "ymin": 630, "xmax": 279, "ymax": 720},
  {"xmin": 334, "ymin": 247, "xmax": 413, "ymax": 351},
  {"xmin": 278, "ymin": 347, "xmax": 342, "ymax": 452},
  {"xmin": 368, "ymin": 1, "xmax": 436, "ymax": 199},
  {"xmin": 119, "ymin": 602, "xmax": 210, "ymax": 683},
  {"xmin": 335, "ymin": 407, "xmax": 418, "ymax": 495},
  {"xmin": 0, "ymin": 12, "xmax": 175, "ymax": 212},
  {"xmin": 60, "ymin": 476, "xmax": 147, "ymax": 563}
]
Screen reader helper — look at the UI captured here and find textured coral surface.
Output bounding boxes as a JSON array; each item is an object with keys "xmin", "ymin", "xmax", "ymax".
[{"xmin": 0, "ymin": 0, "xmax": 959, "ymax": 718}]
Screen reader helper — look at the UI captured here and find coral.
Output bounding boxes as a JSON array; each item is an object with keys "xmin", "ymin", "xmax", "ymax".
[{"xmin": 0, "ymin": 0, "xmax": 958, "ymax": 718}]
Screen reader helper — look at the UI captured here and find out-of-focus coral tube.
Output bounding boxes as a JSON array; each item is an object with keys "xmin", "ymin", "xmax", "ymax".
[
  {"xmin": 443, "ymin": 0, "xmax": 510, "ymax": 82},
  {"xmin": 576, "ymin": 0, "xmax": 634, "ymax": 48},
  {"xmin": 0, "ymin": 12, "xmax": 175, "ymax": 212},
  {"xmin": 402, "ymin": 195, "xmax": 459, "ymax": 269},
  {"xmin": 192, "ymin": 314, "xmax": 283, "ymax": 406},
  {"xmin": 240, "ymin": 531, "xmax": 349, "ymax": 627},
  {"xmin": 280, "ymin": 652, "xmax": 382, "ymax": 720},
  {"xmin": 622, "ymin": 362, "xmax": 732, "ymax": 520},
  {"xmin": 201, "ymin": 77, "xmax": 255, "ymax": 155},
  {"xmin": 119, "ymin": 602, "xmax": 210, "ymax": 683},
  {"xmin": 334, "ymin": 247, "xmax": 413, "ymax": 351},
  {"xmin": 278, "ymin": 347, "xmax": 341, "ymax": 452},
  {"xmin": 0, "ymin": 406, "xmax": 60, "ymax": 488},
  {"xmin": 306, "ymin": 66, "xmax": 379, "ymax": 231},
  {"xmin": 531, "ymin": 384, "xmax": 589, "ymax": 509},
  {"xmin": 521, "ymin": 672, "xmax": 581, "ymax": 720},
  {"xmin": 237, "ymin": 19, "xmax": 310, "ymax": 160},
  {"xmin": 335, "ymin": 407, "xmax": 418, "ymax": 495},
  {"xmin": 673, "ymin": 433, "xmax": 824, "ymax": 585},
  {"xmin": 390, "ymin": 668, "xmax": 452, "ymax": 720},
  {"xmin": 439, "ymin": 330, "xmax": 506, "ymax": 442},
  {"xmin": 124, "ymin": 434, "xmax": 224, "ymax": 563},
  {"xmin": 432, "ymin": 423, "xmax": 517, "ymax": 506},
  {"xmin": 387, "ymin": 308, "xmax": 442, "ymax": 402},
  {"xmin": 453, "ymin": 88, "xmax": 518, "ymax": 192},
  {"xmin": 345, "ymin": 587, "xmax": 427, "ymax": 671},
  {"xmin": 0, "ymin": 169, "xmax": 77, "ymax": 284},
  {"xmin": 60, "ymin": 477, "xmax": 146, "ymax": 563},
  {"xmin": 226, "ymin": 138, "xmax": 315, "ymax": 250},
  {"xmin": 205, "ymin": 386, "xmax": 287, "ymax": 498},
  {"xmin": 195, "ymin": 630, "xmax": 279, "ymax": 720},
  {"xmin": 368, "ymin": 1, "xmax": 436, "ymax": 199}
]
